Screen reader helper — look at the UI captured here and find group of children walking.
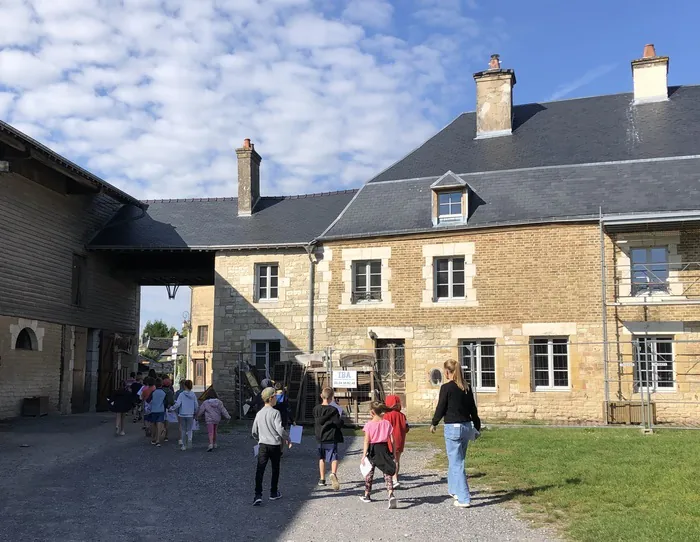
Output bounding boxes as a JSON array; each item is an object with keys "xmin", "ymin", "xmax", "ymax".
[
  {"xmin": 251, "ymin": 384, "xmax": 409, "ymax": 509},
  {"xmin": 110, "ymin": 371, "xmax": 231, "ymax": 451}
]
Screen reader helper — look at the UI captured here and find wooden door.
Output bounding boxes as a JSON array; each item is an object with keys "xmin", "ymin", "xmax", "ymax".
[
  {"xmin": 97, "ymin": 332, "xmax": 115, "ymax": 411},
  {"xmin": 194, "ymin": 359, "xmax": 205, "ymax": 386},
  {"xmin": 71, "ymin": 328, "xmax": 88, "ymax": 413}
]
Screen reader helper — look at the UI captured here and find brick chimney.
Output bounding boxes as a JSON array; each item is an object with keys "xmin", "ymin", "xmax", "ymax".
[
  {"xmin": 631, "ymin": 44, "xmax": 669, "ymax": 104},
  {"xmin": 236, "ymin": 138, "xmax": 261, "ymax": 216},
  {"xmin": 473, "ymin": 54, "xmax": 516, "ymax": 139}
]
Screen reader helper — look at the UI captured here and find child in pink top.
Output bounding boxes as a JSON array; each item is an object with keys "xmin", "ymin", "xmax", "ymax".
[{"xmin": 360, "ymin": 401, "xmax": 397, "ymax": 509}]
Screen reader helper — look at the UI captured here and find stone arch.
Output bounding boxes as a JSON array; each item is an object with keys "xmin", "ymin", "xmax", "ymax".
[
  {"xmin": 9, "ymin": 319, "xmax": 45, "ymax": 351},
  {"xmin": 15, "ymin": 328, "xmax": 38, "ymax": 351}
]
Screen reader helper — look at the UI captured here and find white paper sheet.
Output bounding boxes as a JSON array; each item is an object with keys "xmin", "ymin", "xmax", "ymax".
[
  {"xmin": 289, "ymin": 425, "xmax": 303, "ymax": 444},
  {"xmin": 253, "ymin": 444, "xmax": 260, "ymax": 457}
]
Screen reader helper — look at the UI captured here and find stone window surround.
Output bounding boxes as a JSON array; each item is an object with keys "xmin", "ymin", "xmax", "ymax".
[
  {"xmin": 421, "ymin": 242, "xmax": 477, "ymax": 308},
  {"xmin": 246, "ymin": 329, "xmax": 288, "ymax": 354},
  {"xmin": 530, "ymin": 335, "xmax": 571, "ymax": 392},
  {"xmin": 9, "ymin": 319, "xmax": 45, "ymax": 351},
  {"xmin": 231, "ymin": 256, "xmax": 291, "ymax": 305},
  {"xmin": 339, "ymin": 247, "xmax": 394, "ymax": 310},
  {"xmin": 615, "ymin": 232, "xmax": 683, "ymax": 301},
  {"xmin": 458, "ymin": 338, "xmax": 498, "ymax": 393}
]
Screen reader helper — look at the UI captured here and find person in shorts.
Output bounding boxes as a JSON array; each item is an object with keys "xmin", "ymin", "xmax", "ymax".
[{"xmin": 313, "ymin": 387, "xmax": 344, "ymax": 490}]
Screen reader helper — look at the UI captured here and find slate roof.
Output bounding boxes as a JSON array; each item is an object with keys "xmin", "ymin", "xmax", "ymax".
[
  {"xmin": 0, "ymin": 120, "xmax": 143, "ymax": 208},
  {"xmin": 321, "ymin": 157, "xmax": 700, "ymax": 240},
  {"xmin": 370, "ymin": 86, "xmax": 700, "ymax": 183},
  {"xmin": 89, "ymin": 190, "xmax": 357, "ymax": 250}
]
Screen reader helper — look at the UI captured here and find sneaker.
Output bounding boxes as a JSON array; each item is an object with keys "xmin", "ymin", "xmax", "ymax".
[
  {"xmin": 178, "ymin": 440, "xmax": 183, "ymax": 446},
  {"xmin": 253, "ymin": 496, "xmax": 262, "ymax": 506},
  {"xmin": 359, "ymin": 495, "xmax": 372, "ymax": 503},
  {"xmin": 388, "ymin": 495, "xmax": 398, "ymax": 509},
  {"xmin": 181, "ymin": 445, "xmax": 186, "ymax": 451},
  {"xmin": 330, "ymin": 473, "xmax": 340, "ymax": 491},
  {"xmin": 393, "ymin": 480, "xmax": 401, "ymax": 489},
  {"xmin": 318, "ymin": 479, "xmax": 326, "ymax": 487},
  {"xmin": 151, "ymin": 441, "xmax": 156, "ymax": 445},
  {"xmin": 207, "ymin": 445, "xmax": 214, "ymax": 452},
  {"xmin": 269, "ymin": 492, "xmax": 282, "ymax": 501},
  {"xmin": 453, "ymin": 500, "xmax": 471, "ymax": 508},
  {"xmin": 164, "ymin": 438, "xmax": 169, "ymax": 442},
  {"xmin": 214, "ymin": 443, "xmax": 218, "ymax": 449},
  {"xmin": 115, "ymin": 427, "xmax": 120, "ymax": 435},
  {"xmin": 156, "ymin": 443, "xmax": 161, "ymax": 448},
  {"xmin": 119, "ymin": 431, "xmax": 126, "ymax": 436},
  {"xmin": 451, "ymin": 494, "xmax": 458, "ymax": 499}
]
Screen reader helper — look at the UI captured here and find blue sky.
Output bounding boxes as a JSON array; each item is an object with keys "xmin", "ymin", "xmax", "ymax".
[{"xmin": 1, "ymin": 0, "xmax": 699, "ymax": 331}]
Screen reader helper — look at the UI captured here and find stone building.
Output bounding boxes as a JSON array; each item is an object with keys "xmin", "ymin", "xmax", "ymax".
[
  {"xmin": 0, "ymin": 121, "xmax": 142, "ymax": 418},
  {"xmin": 9, "ymin": 44, "xmax": 700, "ymax": 425}
]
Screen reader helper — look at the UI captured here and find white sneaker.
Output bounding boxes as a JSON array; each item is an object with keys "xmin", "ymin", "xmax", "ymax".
[
  {"xmin": 181, "ymin": 445, "xmax": 186, "ymax": 451},
  {"xmin": 388, "ymin": 495, "xmax": 398, "ymax": 509},
  {"xmin": 178, "ymin": 439, "xmax": 183, "ymax": 446},
  {"xmin": 453, "ymin": 500, "xmax": 471, "ymax": 508},
  {"xmin": 214, "ymin": 443, "xmax": 218, "ymax": 449},
  {"xmin": 207, "ymin": 444, "xmax": 214, "ymax": 452},
  {"xmin": 119, "ymin": 431, "xmax": 126, "ymax": 436}
]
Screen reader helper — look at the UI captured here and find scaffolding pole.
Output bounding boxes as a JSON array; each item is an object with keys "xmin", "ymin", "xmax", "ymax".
[{"xmin": 600, "ymin": 209, "xmax": 610, "ymax": 424}]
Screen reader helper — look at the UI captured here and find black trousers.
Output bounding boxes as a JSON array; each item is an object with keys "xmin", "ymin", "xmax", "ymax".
[{"xmin": 255, "ymin": 444, "xmax": 282, "ymax": 496}]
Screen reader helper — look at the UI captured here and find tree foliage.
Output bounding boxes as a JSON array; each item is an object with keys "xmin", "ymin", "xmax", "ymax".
[{"xmin": 141, "ymin": 319, "xmax": 177, "ymax": 343}]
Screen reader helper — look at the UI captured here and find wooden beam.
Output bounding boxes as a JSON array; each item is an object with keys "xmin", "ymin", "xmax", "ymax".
[
  {"xmin": 29, "ymin": 149, "xmax": 99, "ymax": 190},
  {"xmin": 0, "ymin": 130, "xmax": 27, "ymax": 152},
  {"xmin": 4, "ymin": 158, "xmax": 68, "ymax": 195}
]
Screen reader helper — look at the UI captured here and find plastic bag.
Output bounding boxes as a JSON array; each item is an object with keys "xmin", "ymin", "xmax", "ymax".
[
  {"xmin": 166, "ymin": 411, "xmax": 178, "ymax": 423},
  {"xmin": 192, "ymin": 419, "xmax": 200, "ymax": 431},
  {"xmin": 360, "ymin": 456, "xmax": 373, "ymax": 478}
]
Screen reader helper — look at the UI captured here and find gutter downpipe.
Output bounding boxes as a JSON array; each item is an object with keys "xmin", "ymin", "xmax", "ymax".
[
  {"xmin": 599, "ymin": 208, "xmax": 610, "ymax": 424},
  {"xmin": 305, "ymin": 242, "xmax": 317, "ymax": 354}
]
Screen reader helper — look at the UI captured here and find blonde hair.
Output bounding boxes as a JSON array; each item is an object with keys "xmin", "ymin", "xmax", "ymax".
[
  {"xmin": 444, "ymin": 359, "xmax": 467, "ymax": 391},
  {"xmin": 321, "ymin": 387, "xmax": 334, "ymax": 400}
]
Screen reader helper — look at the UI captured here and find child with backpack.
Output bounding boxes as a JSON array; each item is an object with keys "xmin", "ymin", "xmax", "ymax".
[
  {"xmin": 384, "ymin": 395, "xmax": 410, "ymax": 488},
  {"xmin": 360, "ymin": 401, "xmax": 397, "ymax": 509},
  {"xmin": 197, "ymin": 390, "xmax": 231, "ymax": 452},
  {"xmin": 313, "ymin": 387, "xmax": 344, "ymax": 490}
]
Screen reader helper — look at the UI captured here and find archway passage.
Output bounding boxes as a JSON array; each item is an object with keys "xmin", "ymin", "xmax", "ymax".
[{"xmin": 15, "ymin": 328, "xmax": 37, "ymax": 351}]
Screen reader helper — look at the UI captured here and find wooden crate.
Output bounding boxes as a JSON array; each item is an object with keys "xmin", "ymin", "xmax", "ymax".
[
  {"xmin": 22, "ymin": 396, "xmax": 49, "ymax": 417},
  {"xmin": 607, "ymin": 401, "xmax": 657, "ymax": 424}
]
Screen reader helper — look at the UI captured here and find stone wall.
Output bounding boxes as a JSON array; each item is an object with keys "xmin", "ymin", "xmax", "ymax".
[
  {"xmin": 211, "ymin": 247, "xmax": 332, "ymax": 409},
  {"xmin": 189, "ymin": 285, "xmax": 215, "ymax": 385},
  {"xmin": 0, "ymin": 316, "xmax": 62, "ymax": 419}
]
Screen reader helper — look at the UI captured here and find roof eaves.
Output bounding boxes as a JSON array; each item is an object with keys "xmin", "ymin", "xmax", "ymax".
[
  {"xmin": 0, "ymin": 120, "xmax": 144, "ymax": 209},
  {"xmin": 319, "ymin": 214, "xmax": 600, "ymax": 242}
]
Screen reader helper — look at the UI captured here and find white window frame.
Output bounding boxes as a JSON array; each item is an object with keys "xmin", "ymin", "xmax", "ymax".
[
  {"xmin": 531, "ymin": 337, "xmax": 570, "ymax": 391},
  {"xmin": 253, "ymin": 340, "xmax": 281, "ymax": 380},
  {"xmin": 630, "ymin": 246, "xmax": 670, "ymax": 296},
  {"xmin": 352, "ymin": 260, "xmax": 382, "ymax": 303},
  {"xmin": 437, "ymin": 191, "xmax": 463, "ymax": 222},
  {"xmin": 459, "ymin": 340, "xmax": 497, "ymax": 391},
  {"xmin": 255, "ymin": 263, "xmax": 279, "ymax": 301},
  {"xmin": 434, "ymin": 257, "xmax": 466, "ymax": 300},
  {"xmin": 633, "ymin": 336, "xmax": 675, "ymax": 392}
]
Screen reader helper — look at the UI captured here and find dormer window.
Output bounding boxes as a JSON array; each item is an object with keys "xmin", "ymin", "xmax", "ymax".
[
  {"xmin": 438, "ymin": 192, "xmax": 463, "ymax": 222},
  {"xmin": 431, "ymin": 171, "xmax": 468, "ymax": 226}
]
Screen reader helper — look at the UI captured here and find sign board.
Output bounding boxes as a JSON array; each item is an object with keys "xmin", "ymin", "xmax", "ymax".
[
  {"xmin": 619, "ymin": 363, "xmax": 635, "ymax": 367},
  {"xmin": 333, "ymin": 370, "xmax": 358, "ymax": 388}
]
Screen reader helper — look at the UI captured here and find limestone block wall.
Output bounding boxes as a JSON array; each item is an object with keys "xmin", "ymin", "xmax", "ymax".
[
  {"xmin": 0, "ymin": 316, "xmax": 62, "ymax": 419},
  {"xmin": 212, "ymin": 247, "xmax": 333, "ymax": 408}
]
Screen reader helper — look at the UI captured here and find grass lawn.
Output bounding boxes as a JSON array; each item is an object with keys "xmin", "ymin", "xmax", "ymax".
[{"xmin": 408, "ymin": 426, "xmax": 700, "ymax": 542}]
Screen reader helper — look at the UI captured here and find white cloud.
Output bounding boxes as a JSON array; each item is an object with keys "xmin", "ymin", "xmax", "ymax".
[
  {"xmin": 343, "ymin": 0, "xmax": 394, "ymax": 28},
  {"xmin": 0, "ymin": 0, "xmax": 502, "ymax": 199}
]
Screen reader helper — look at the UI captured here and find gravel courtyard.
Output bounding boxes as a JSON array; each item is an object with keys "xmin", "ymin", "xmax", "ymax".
[{"xmin": 0, "ymin": 414, "xmax": 558, "ymax": 542}]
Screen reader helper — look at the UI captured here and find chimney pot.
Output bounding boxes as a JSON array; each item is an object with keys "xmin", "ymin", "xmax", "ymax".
[
  {"xmin": 243, "ymin": 138, "xmax": 251, "ymax": 149},
  {"xmin": 642, "ymin": 43, "xmax": 656, "ymax": 58},
  {"xmin": 488, "ymin": 54, "xmax": 501, "ymax": 70}
]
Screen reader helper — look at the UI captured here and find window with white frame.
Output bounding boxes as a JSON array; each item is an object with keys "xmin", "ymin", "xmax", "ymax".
[
  {"xmin": 633, "ymin": 336, "xmax": 674, "ymax": 391},
  {"xmin": 352, "ymin": 260, "xmax": 382, "ymax": 303},
  {"xmin": 531, "ymin": 337, "xmax": 569, "ymax": 390},
  {"xmin": 255, "ymin": 263, "xmax": 279, "ymax": 301},
  {"xmin": 253, "ymin": 340, "xmax": 281, "ymax": 379},
  {"xmin": 460, "ymin": 340, "xmax": 496, "ymax": 390},
  {"xmin": 437, "ymin": 191, "xmax": 463, "ymax": 222},
  {"xmin": 434, "ymin": 257, "xmax": 465, "ymax": 300},
  {"xmin": 631, "ymin": 247, "xmax": 669, "ymax": 296}
]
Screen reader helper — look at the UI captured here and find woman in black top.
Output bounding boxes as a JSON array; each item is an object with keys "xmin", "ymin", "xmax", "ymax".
[{"xmin": 430, "ymin": 359, "xmax": 481, "ymax": 508}]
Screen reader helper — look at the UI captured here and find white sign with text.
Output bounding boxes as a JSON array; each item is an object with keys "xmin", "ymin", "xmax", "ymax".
[{"xmin": 333, "ymin": 370, "xmax": 358, "ymax": 388}]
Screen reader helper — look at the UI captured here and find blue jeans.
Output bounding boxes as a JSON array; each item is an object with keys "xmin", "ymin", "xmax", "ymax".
[{"xmin": 444, "ymin": 422, "xmax": 474, "ymax": 504}]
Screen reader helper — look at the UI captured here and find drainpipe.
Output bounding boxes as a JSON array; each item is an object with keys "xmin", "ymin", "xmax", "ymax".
[{"xmin": 304, "ymin": 242, "xmax": 317, "ymax": 354}]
